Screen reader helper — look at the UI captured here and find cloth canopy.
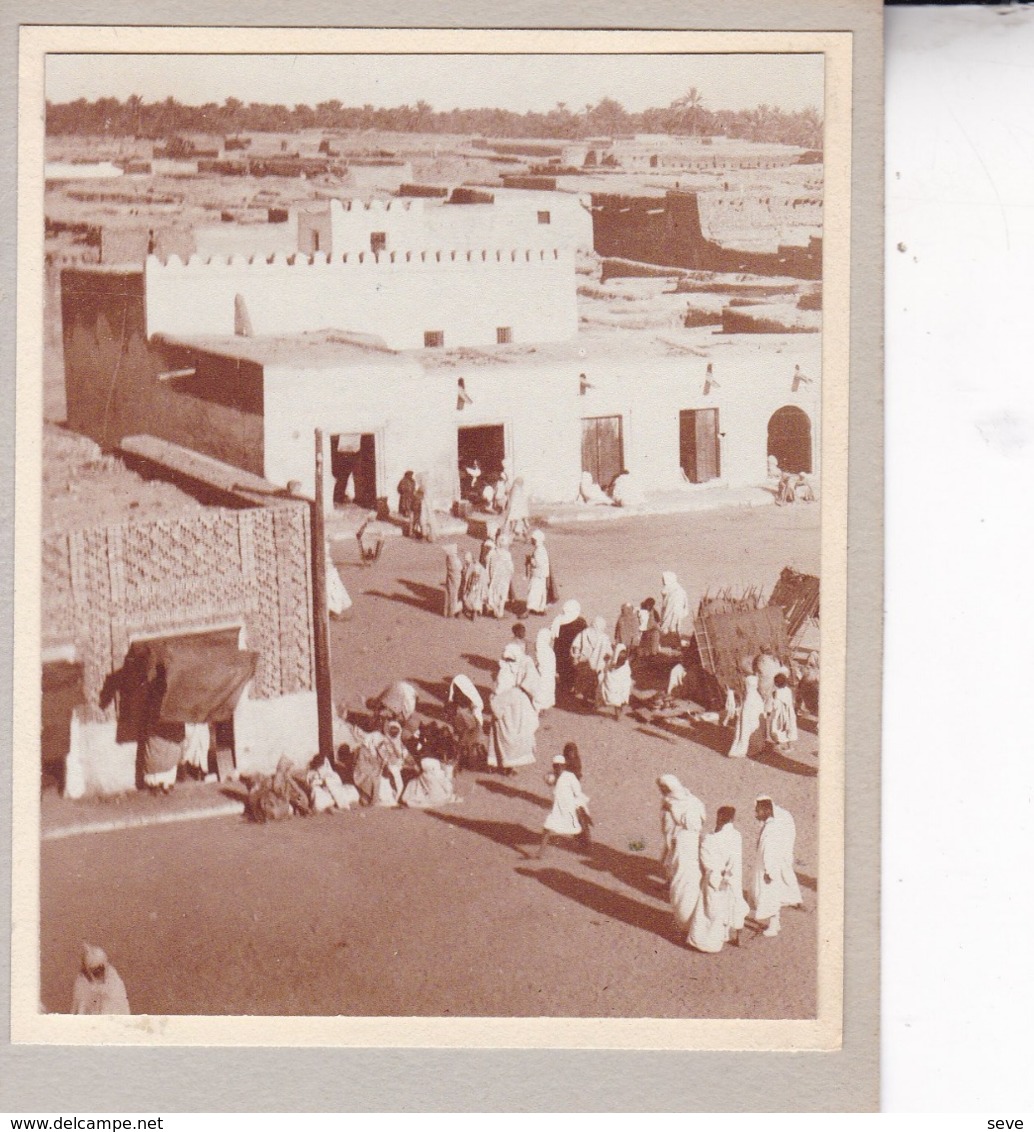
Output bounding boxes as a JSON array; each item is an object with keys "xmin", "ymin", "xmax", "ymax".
[{"xmin": 130, "ymin": 634, "xmax": 258, "ymax": 725}]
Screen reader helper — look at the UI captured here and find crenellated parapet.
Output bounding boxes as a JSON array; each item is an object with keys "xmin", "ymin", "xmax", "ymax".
[
  {"xmin": 143, "ymin": 242, "xmax": 578, "ymax": 349},
  {"xmin": 147, "ymin": 246, "xmax": 568, "ymax": 270}
]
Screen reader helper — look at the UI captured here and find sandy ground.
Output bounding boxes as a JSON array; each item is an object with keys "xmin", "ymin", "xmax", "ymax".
[{"xmin": 40, "ymin": 503, "xmax": 820, "ymax": 1018}]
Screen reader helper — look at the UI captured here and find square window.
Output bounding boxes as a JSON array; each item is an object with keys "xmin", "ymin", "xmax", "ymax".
[
  {"xmin": 370, "ymin": 231, "xmax": 387, "ymax": 253},
  {"xmin": 496, "ymin": 327, "xmax": 512, "ymax": 345},
  {"xmin": 537, "ymin": 210, "xmax": 551, "ymax": 225},
  {"xmin": 424, "ymin": 330, "xmax": 444, "ymax": 348}
]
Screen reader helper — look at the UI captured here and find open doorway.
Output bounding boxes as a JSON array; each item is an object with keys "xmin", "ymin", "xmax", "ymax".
[
  {"xmin": 457, "ymin": 423, "xmax": 506, "ymax": 504},
  {"xmin": 331, "ymin": 433, "xmax": 378, "ymax": 509},
  {"xmin": 680, "ymin": 408, "xmax": 721, "ymax": 483},
  {"xmin": 767, "ymin": 406, "xmax": 813, "ymax": 474}
]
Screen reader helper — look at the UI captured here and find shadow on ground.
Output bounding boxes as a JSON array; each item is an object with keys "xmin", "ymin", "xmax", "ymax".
[{"xmin": 515, "ymin": 865, "xmax": 677, "ymax": 945}]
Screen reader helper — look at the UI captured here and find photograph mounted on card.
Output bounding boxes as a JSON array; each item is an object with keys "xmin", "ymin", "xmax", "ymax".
[{"xmin": 12, "ymin": 22, "xmax": 862, "ymax": 1055}]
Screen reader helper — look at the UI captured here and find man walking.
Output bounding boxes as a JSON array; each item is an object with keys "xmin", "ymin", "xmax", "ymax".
[{"xmin": 751, "ymin": 795, "xmax": 802, "ymax": 937}]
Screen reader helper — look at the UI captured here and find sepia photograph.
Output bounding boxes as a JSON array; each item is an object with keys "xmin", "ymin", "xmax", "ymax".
[{"xmin": 12, "ymin": 25, "xmax": 856, "ymax": 1050}]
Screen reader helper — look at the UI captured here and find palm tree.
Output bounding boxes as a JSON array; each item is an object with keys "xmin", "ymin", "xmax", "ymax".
[{"xmin": 671, "ymin": 86, "xmax": 705, "ymax": 135}]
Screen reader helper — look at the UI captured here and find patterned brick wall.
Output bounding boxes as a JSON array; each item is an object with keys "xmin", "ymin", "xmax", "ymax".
[{"xmin": 41, "ymin": 502, "xmax": 313, "ymax": 723}]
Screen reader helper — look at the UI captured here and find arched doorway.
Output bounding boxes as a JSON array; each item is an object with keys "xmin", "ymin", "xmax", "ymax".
[{"xmin": 767, "ymin": 406, "xmax": 812, "ymax": 474}]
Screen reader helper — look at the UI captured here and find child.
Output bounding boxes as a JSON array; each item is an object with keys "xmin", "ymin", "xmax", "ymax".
[
  {"xmin": 638, "ymin": 597, "xmax": 662, "ymax": 657},
  {"xmin": 536, "ymin": 744, "xmax": 591, "ymax": 858},
  {"xmin": 766, "ymin": 671, "xmax": 799, "ymax": 751}
]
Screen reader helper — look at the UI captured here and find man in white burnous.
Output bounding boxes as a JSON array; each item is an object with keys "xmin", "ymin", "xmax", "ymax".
[{"xmin": 751, "ymin": 795, "xmax": 803, "ymax": 938}]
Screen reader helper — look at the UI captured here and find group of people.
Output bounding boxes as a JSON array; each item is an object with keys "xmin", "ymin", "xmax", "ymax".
[
  {"xmin": 443, "ymin": 525, "xmax": 553, "ymax": 621},
  {"xmin": 767, "ymin": 456, "xmax": 817, "ymax": 507},
  {"xmin": 576, "ymin": 468, "xmax": 646, "ymax": 509},
  {"xmin": 396, "ymin": 470, "xmax": 439, "ymax": 542},
  {"xmin": 658, "ymin": 778, "xmax": 803, "ymax": 952},
  {"xmin": 726, "ymin": 652, "xmax": 800, "ymax": 760}
]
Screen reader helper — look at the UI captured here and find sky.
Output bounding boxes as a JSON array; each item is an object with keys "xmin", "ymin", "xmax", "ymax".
[{"xmin": 45, "ymin": 53, "xmax": 824, "ymax": 114}]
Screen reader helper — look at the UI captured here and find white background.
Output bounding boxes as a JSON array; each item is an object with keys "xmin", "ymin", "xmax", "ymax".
[{"xmin": 883, "ymin": 4, "xmax": 1034, "ymax": 1113}]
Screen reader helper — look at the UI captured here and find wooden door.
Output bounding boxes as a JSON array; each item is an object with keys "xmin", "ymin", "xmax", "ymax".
[
  {"xmin": 581, "ymin": 415, "xmax": 624, "ymax": 491},
  {"xmin": 680, "ymin": 408, "xmax": 720, "ymax": 483}
]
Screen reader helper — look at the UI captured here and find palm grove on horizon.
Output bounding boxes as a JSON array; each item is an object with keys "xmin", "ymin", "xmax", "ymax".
[{"xmin": 45, "ymin": 88, "xmax": 823, "ymax": 149}]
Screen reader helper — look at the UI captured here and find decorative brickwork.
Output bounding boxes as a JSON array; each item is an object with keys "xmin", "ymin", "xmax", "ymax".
[{"xmin": 41, "ymin": 502, "xmax": 313, "ymax": 723}]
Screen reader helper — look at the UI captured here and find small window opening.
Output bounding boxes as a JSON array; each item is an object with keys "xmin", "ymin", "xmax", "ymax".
[
  {"xmin": 537, "ymin": 210, "xmax": 551, "ymax": 225},
  {"xmin": 424, "ymin": 330, "xmax": 445, "ymax": 349},
  {"xmin": 370, "ymin": 231, "xmax": 387, "ymax": 253},
  {"xmin": 496, "ymin": 327, "xmax": 512, "ymax": 345}
]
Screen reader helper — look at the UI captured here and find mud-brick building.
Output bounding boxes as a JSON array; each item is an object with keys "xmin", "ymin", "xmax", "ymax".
[
  {"xmin": 42, "ymin": 463, "xmax": 318, "ymax": 796},
  {"xmin": 591, "ymin": 189, "xmax": 822, "ymax": 280}
]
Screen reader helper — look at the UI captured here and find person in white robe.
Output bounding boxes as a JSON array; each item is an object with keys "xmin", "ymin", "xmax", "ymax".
[
  {"xmin": 70, "ymin": 943, "xmax": 130, "ymax": 1015},
  {"xmin": 577, "ymin": 471, "xmax": 612, "ymax": 506},
  {"xmin": 610, "ymin": 468, "xmax": 645, "ymax": 508},
  {"xmin": 401, "ymin": 757, "xmax": 457, "ymax": 808},
  {"xmin": 536, "ymin": 747, "xmax": 590, "ymax": 857},
  {"xmin": 657, "ymin": 774, "xmax": 706, "ymax": 887},
  {"xmin": 658, "ymin": 571, "xmax": 691, "ymax": 643},
  {"xmin": 485, "ymin": 534, "xmax": 515, "ymax": 619},
  {"xmin": 687, "ymin": 806, "xmax": 749, "ymax": 953},
  {"xmin": 448, "ymin": 674, "xmax": 484, "ymax": 726},
  {"xmin": 570, "ymin": 615, "xmax": 612, "ymax": 701},
  {"xmin": 181, "ymin": 722, "xmax": 210, "ymax": 778},
  {"xmin": 494, "ymin": 641, "xmax": 526, "ymax": 697},
  {"xmin": 751, "ymin": 796, "xmax": 803, "ymax": 937},
  {"xmin": 325, "ymin": 541, "xmax": 353, "ymax": 620},
  {"xmin": 664, "ymin": 777, "xmax": 708, "ymax": 933},
  {"xmin": 766, "ymin": 672, "xmax": 799, "ymax": 750},
  {"xmin": 532, "ymin": 628, "xmax": 557, "ymax": 713},
  {"xmin": 524, "ymin": 530, "xmax": 550, "ymax": 614},
  {"xmin": 487, "ymin": 683, "xmax": 538, "ymax": 774},
  {"xmin": 754, "ymin": 650, "xmax": 788, "ymax": 701},
  {"xmin": 728, "ymin": 671, "xmax": 767, "ymax": 759},
  {"xmin": 597, "ymin": 644, "xmax": 633, "ymax": 717},
  {"xmin": 501, "ymin": 476, "xmax": 530, "ymax": 541}
]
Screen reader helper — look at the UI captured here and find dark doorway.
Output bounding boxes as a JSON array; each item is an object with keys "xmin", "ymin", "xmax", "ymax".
[
  {"xmin": 331, "ymin": 433, "xmax": 378, "ymax": 509},
  {"xmin": 41, "ymin": 660, "xmax": 84, "ymax": 791},
  {"xmin": 679, "ymin": 408, "xmax": 720, "ymax": 483},
  {"xmin": 581, "ymin": 415, "xmax": 624, "ymax": 491},
  {"xmin": 458, "ymin": 424, "xmax": 506, "ymax": 503},
  {"xmin": 767, "ymin": 406, "xmax": 812, "ymax": 474}
]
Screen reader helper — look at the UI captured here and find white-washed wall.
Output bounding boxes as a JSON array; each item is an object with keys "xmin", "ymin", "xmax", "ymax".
[
  {"xmin": 258, "ymin": 331, "xmax": 822, "ymax": 511},
  {"xmin": 144, "ymin": 248, "xmax": 578, "ymax": 350}
]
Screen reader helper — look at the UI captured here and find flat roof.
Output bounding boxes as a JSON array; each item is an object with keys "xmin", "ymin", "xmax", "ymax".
[{"xmin": 157, "ymin": 329, "xmax": 414, "ymax": 370}]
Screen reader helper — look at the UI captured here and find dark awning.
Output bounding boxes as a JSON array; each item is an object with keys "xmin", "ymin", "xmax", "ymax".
[{"xmin": 127, "ymin": 631, "xmax": 258, "ymax": 725}]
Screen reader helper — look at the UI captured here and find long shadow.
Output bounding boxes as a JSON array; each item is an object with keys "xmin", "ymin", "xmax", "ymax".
[
  {"xmin": 748, "ymin": 745, "xmax": 818, "ymax": 778},
  {"xmin": 364, "ymin": 589, "xmax": 432, "ymax": 613},
  {"xmin": 475, "ymin": 777, "xmax": 551, "ymax": 810},
  {"xmin": 515, "ymin": 866, "xmax": 676, "ymax": 944},
  {"xmin": 461, "ymin": 652, "xmax": 498, "ymax": 674},
  {"xmin": 797, "ymin": 873, "xmax": 817, "ymax": 892},
  {"xmin": 576, "ymin": 840, "xmax": 666, "ymax": 900},
  {"xmin": 399, "ymin": 578, "xmax": 447, "ymax": 614},
  {"xmin": 632, "ymin": 710, "xmax": 730, "ymax": 755},
  {"xmin": 428, "ymin": 809, "xmax": 539, "ymax": 853},
  {"xmin": 633, "ymin": 725, "xmax": 677, "ymax": 745}
]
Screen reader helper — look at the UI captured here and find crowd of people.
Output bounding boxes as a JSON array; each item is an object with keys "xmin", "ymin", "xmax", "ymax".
[{"xmin": 64, "ymin": 466, "xmax": 816, "ymax": 1013}]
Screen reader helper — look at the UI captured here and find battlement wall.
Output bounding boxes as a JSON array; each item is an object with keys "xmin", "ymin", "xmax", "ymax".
[
  {"xmin": 144, "ymin": 247, "xmax": 578, "ymax": 349},
  {"xmin": 297, "ymin": 193, "xmax": 592, "ymax": 257}
]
